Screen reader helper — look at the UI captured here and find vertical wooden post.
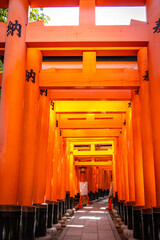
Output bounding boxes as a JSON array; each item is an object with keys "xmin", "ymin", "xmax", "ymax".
[
  {"xmin": 138, "ymin": 48, "xmax": 157, "ymax": 208},
  {"xmin": 146, "ymin": 0, "xmax": 160, "ymax": 206},
  {"xmin": 33, "ymin": 91, "xmax": 50, "ymax": 204},
  {"xmin": 79, "ymin": 0, "xmax": 95, "ymax": 26},
  {"xmin": 121, "ymin": 121, "xmax": 129, "ymax": 202},
  {"xmin": 0, "ymin": 0, "xmax": 28, "ymax": 205},
  {"xmin": 132, "ymin": 91, "xmax": 145, "ymax": 206},
  {"xmin": 126, "ymin": 108, "xmax": 135, "ymax": 202},
  {"xmin": 18, "ymin": 48, "xmax": 42, "ymax": 206},
  {"xmin": 46, "ymin": 104, "xmax": 56, "ymax": 201}
]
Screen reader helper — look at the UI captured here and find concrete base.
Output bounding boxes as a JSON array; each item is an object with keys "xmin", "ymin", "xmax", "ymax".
[
  {"xmin": 123, "ymin": 228, "xmax": 134, "ymax": 239},
  {"xmin": 112, "ymin": 209, "xmax": 118, "ymax": 214},
  {"xmin": 53, "ymin": 223, "xmax": 61, "ymax": 230},
  {"xmin": 35, "ymin": 234, "xmax": 52, "ymax": 240},
  {"xmin": 65, "ymin": 213, "xmax": 70, "ymax": 218},
  {"xmin": 47, "ymin": 227, "xmax": 57, "ymax": 236},
  {"xmin": 121, "ymin": 224, "xmax": 128, "ymax": 230},
  {"xmin": 66, "ymin": 209, "xmax": 72, "ymax": 215},
  {"xmin": 58, "ymin": 219, "xmax": 66, "ymax": 227},
  {"xmin": 62, "ymin": 216, "xmax": 67, "ymax": 221}
]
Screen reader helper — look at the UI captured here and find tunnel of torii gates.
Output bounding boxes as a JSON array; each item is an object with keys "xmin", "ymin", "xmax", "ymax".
[{"xmin": 0, "ymin": 0, "xmax": 160, "ymax": 239}]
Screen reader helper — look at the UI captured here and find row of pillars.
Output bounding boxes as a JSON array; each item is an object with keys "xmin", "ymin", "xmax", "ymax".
[{"xmin": 112, "ymin": 46, "xmax": 160, "ymax": 239}]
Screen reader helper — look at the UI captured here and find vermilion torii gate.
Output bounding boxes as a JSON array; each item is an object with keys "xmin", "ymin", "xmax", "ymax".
[{"xmin": 0, "ymin": 0, "xmax": 160, "ymax": 239}]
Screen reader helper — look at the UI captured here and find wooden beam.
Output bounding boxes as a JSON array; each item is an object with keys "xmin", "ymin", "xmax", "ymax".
[
  {"xmin": 0, "ymin": 23, "xmax": 6, "ymax": 48},
  {"xmin": 0, "ymin": 0, "xmax": 145, "ymax": 8},
  {"xmin": 39, "ymin": 68, "xmax": 139, "ymax": 89},
  {"xmin": 56, "ymin": 101, "xmax": 128, "ymax": 113},
  {"xmin": 74, "ymin": 161, "xmax": 113, "ymax": 167},
  {"xmin": 26, "ymin": 20, "xmax": 148, "ymax": 48},
  {"xmin": 50, "ymin": 89, "xmax": 132, "ymax": 100},
  {"xmin": 62, "ymin": 129, "xmax": 120, "ymax": 138},
  {"xmin": 59, "ymin": 115, "xmax": 122, "ymax": 129}
]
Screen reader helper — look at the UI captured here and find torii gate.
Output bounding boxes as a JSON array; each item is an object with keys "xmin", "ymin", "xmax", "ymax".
[{"xmin": 0, "ymin": 0, "xmax": 160, "ymax": 239}]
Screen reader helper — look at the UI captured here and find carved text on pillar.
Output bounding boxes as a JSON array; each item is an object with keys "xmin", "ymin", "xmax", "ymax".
[
  {"xmin": 7, "ymin": 20, "xmax": 22, "ymax": 38},
  {"xmin": 135, "ymin": 89, "xmax": 139, "ymax": 95},
  {"xmin": 51, "ymin": 101, "xmax": 54, "ymax": 110},
  {"xmin": 143, "ymin": 71, "xmax": 149, "ymax": 81},
  {"xmin": 128, "ymin": 102, "xmax": 132, "ymax": 108},
  {"xmin": 153, "ymin": 18, "xmax": 160, "ymax": 33},
  {"xmin": 26, "ymin": 69, "xmax": 36, "ymax": 83},
  {"xmin": 40, "ymin": 89, "xmax": 48, "ymax": 96}
]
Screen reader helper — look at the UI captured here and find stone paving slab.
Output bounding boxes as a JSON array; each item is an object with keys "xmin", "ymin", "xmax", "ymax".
[{"xmin": 58, "ymin": 198, "xmax": 121, "ymax": 240}]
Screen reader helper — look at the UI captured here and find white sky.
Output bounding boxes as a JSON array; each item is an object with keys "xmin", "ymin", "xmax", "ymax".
[{"xmin": 42, "ymin": 7, "xmax": 146, "ymax": 26}]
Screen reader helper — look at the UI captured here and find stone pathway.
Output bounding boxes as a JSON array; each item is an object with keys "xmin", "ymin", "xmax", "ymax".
[{"xmin": 58, "ymin": 199, "xmax": 121, "ymax": 240}]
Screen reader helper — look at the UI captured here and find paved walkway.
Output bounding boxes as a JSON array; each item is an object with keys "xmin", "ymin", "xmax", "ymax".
[{"xmin": 58, "ymin": 198, "xmax": 121, "ymax": 240}]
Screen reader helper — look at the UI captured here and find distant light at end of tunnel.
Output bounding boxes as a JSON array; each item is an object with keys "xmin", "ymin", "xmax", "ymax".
[
  {"xmin": 79, "ymin": 216, "xmax": 101, "ymax": 220},
  {"xmin": 89, "ymin": 211, "xmax": 106, "ymax": 214},
  {"xmin": 67, "ymin": 225, "xmax": 84, "ymax": 228},
  {"xmin": 83, "ymin": 207, "xmax": 93, "ymax": 209}
]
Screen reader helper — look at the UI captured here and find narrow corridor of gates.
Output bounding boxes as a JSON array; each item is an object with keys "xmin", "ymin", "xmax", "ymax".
[{"xmin": 58, "ymin": 199, "xmax": 120, "ymax": 240}]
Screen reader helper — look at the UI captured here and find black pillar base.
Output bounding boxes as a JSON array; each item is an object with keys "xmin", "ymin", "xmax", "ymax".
[
  {"xmin": 62, "ymin": 199, "xmax": 65, "ymax": 216},
  {"xmin": 21, "ymin": 206, "xmax": 36, "ymax": 240},
  {"xmin": 46, "ymin": 200, "xmax": 54, "ymax": 228},
  {"xmin": 152, "ymin": 207, "xmax": 160, "ymax": 240},
  {"xmin": 120, "ymin": 200, "xmax": 125, "ymax": 221},
  {"xmin": 95, "ymin": 191, "xmax": 98, "ymax": 199},
  {"xmin": 0, "ymin": 205, "xmax": 21, "ymax": 240},
  {"xmin": 57, "ymin": 200, "xmax": 63, "ymax": 220},
  {"xmin": 141, "ymin": 208, "xmax": 153, "ymax": 240},
  {"xmin": 126, "ymin": 202, "xmax": 135, "ymax": 230},
  {"xmin": 70, "ymin": 197, "xmax": 74, "ymax": 209},
  {"xmin": 65, "ymin": 199, "xmax": 67, "ymax": 212},
  {"xmin": 53, "ymin": 201, "xmax": 59, "ymax": 224},
  {"xmin": 133, "ymin": 206, "xmax": 143, "ymax": 239},
  {"xmin": 123, "ymin": 204, "xmax": 128, "ymax": 225},
  {"xmin": 34, "ymin": 203, "xmax": 47, "ymax": 238},
  {"xmin": 66, "ymin": 191, "xmax": 70, "ymax": 209}
]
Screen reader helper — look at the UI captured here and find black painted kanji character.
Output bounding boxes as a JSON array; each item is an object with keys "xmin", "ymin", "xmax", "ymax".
[
  {"xmin": 135, "ymin": 89, "xmax": 139, "ymax": 95},
  {"xmin": 143, "ymin": 70, "xmax": 149, "ymax": 81},
  {"xmin": 153, "ymin": 18, "xmax": 160, "ymax": 33},
  {"xmin": 128, "ymin": 102, "xmax": 132, "ymax": 108},
  {"xmin": 26, "ymin": 69, "xmax": 36, "ymax": 83},
  {"xmin": 40, "ymin": 89, "xmax": 48, "ymax": 96},
  {"xmin": 7, "ymin": 20, "xmax": 22, "ymax": 38},
  {"xmin": 51, "ymin": 101, "xmax": 54, "ymax": 110}
]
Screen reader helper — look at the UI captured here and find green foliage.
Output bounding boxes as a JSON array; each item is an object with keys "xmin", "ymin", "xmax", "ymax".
[
  {"xmin": 29, "ymin": 8, "xmax": 50, "ymax": 24},
  {"xmin": 0, "ymin": 8, "xmax": 8, "ymax": 23},
  {"xmin": 0, "ymin": 8, "xmax": 50, "ymax": 24},
  {"xmin": 0, "ymin": 60, "xmax": 3, "ymax": 72}
]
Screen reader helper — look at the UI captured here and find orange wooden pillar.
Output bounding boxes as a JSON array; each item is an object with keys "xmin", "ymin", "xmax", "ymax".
[
  {"xmin": 146, "ymin": 0, "xmax": 160, "ymax": 207},
  {"xmin": 132, "ymin": 91, "xmax": 145, "ymax": 206},
  {"xmin": 45, "ymin": 103, "xmax": 56, "ymax": 201},
  {"xmin": 60, "ymin": 138, "xmax": 67, "ymax": 200},
  {"xmin": 126, "ymin": 107, "xmax": 135, "ymax": 203},
  {"xmin": 69, "ymin": 144, "xmax": 74, "ymax": 198},
  {"xmin": 112, "ymin": 142, "xmax": 117, "ymax": 198},
  {"xmin": 51, "ymin": 126, "xmax": 59, "ymax": 202},
  {"xmin": 137, "ymin": 47, "xmax": 157, "ymax": 240},
  {"xmin": 79, "ymin": 0, "xmax": 95, "ymax": 26},
  {"xmin": 118, "ymin": 134, "xmax": 126, "ymax": 201},
  {"xmin": 138, "ymin": 48, "xmax": 157, "ymax": 208},
  {"xmin": 18, "ymin": 48, "xmax": 42, "ymax": 206},
  {"xmin": 65, "ymin": 140, "xmax": 71, "ymax": 198},
  {"xmin": 33, "ymin": 91, "xmax": 50, "ymax": 204},
  {"xmin": 0, "ymin": 0, "xmax": 28, "ymax": 205},
  {"xmin": 121, "ymin": 120, "xmax": 129, "ymax": 202},
  {"xmin": 95, "ymin": 167, "xmax": 99, "ymax": 192},
  {"xmin": 92, "ymin": 167, "xmax": 96, "ymax": 193}
]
